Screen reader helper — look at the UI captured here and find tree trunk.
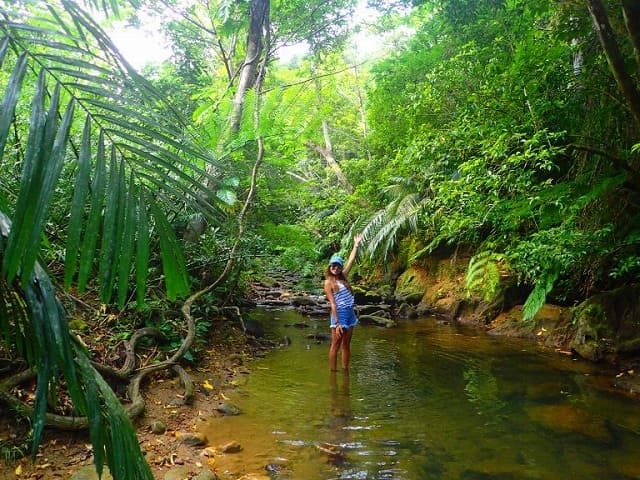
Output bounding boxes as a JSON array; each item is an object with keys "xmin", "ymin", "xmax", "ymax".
[
  {"xmin": 308, "ymin": 60, "xmax": 354, "ymax": 193},
  {"xmin": 305, "ymin": 139, "xmax": 354, "ymax": 193},
  {"xmin": 230, "ymin": 0, "xmax": 270, "ymax": 133},
  {"xmin": 586, "ymin": 0, "xmax": 640, "ymax": 126}
]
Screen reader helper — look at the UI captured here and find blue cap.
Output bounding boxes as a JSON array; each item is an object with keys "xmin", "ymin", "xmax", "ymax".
[{"xmin": 329, "ymin": 255, "xmax": 344, "ymax": 267}]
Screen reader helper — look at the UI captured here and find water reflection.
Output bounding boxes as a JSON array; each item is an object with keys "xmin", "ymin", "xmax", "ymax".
[
  {"xmin": 200, "ymin": 310, "xmax": 640, "ymax": 480},
  {"xmin": 322, "ymin": 372, "xmax": 352, "ymax": 466}
]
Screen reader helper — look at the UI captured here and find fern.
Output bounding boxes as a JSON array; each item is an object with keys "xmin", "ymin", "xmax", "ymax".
[{"xmin": 465, "ymin": 251, "xmax": 508, "ymax": 301}]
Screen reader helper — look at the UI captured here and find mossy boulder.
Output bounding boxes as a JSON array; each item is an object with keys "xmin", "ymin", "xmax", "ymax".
[
  {"xmin": 394, "ymin": 265, "xmax": 430, "ymax": 304},
  {"xmin": 570, "ymin": 284, "xmax": 640, "ymax": 362},
  {"xmin": 418, "ymin": 256, "xmax": 470, "ymax": 317}
]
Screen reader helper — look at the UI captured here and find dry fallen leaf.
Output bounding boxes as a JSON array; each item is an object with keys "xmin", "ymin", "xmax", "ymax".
[{"xmin": 202, "ymin": 380, "xmax": 214, "ymax": 391}]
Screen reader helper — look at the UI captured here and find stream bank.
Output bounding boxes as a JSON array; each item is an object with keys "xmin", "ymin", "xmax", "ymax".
[{"xmin": 247, "ymin": 264, "xmax": 640, "ymax": 400}]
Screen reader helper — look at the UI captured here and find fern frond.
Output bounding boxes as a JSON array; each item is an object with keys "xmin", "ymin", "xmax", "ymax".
[{"xmin": 465, "ymin": 251, "xmax": 509, "ymax": 301}]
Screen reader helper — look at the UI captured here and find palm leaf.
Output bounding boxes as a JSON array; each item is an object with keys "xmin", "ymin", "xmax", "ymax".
[
  {"xmin": 0, "ymin": 1, "xmax": 236, "ymax": 478},
  {"xmin": 361, "ymin": 185, "xmax": 430, "ymax": 262},
  {"xmin": 0, "ymin": 1, "xmax": 231, "ymax": 300},
  {"xmin": 76, "ymin": 130, "xmax": 107, "ymax": 292},
  {"xmin": 0, "ymin": 52, "xmax": 27, "ymax": 159},
  {"xmin": 64, "ymin": 116, "xmax": 93, "ymax": 288}
]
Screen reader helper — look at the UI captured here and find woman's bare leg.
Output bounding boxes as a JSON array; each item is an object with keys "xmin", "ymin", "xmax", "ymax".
[
  {"xmin": 340, "ymin": 327, "xmax": 354, "ymax": 371},
  {"xmin": 329, "ymin": 328, "xmax": 343, "ymax": 371}
]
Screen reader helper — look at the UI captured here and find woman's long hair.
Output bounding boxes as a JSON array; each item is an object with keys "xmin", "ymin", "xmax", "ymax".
[{"xmin": 325, "ymin": 266, "xmax": 353, "ymax": 293}]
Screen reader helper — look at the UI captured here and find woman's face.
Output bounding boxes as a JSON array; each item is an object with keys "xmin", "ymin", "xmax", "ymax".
[{"xmin": 329, "ymin": 263, "xmax": 343, "ymax": 275}]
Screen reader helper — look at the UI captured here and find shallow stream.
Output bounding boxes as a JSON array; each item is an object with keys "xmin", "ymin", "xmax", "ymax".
[{"xmin": 201, "ymin": 308, "xmax": 640, "ymax": 479}]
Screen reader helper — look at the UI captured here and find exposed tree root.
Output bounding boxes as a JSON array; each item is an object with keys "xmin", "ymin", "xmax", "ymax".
[{"xmin": 0, "ymin": 322, "xmax": 195, "ymax": 430}]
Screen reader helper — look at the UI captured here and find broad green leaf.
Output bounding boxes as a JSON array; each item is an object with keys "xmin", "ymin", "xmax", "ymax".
[
  {"xmin": 116, "ymin": 174, "xmax": 137, "ymax": 309},
  {"xmin": 3, "ymin": 69, "xmax": 47, "ymax": 283},
  {"xmin": 136, "ymin": 191, "xmax": 150, "ymax": 307},
  {"xmin": 74, "ymin": 351, "xmax": 106, "ymax": 477},
  {"xmin": 77, "ymin": 131, "xmax": 107, "ymax": 292},
  {"xmin": 216, "ymin": 189, "xmax": 238, "ymax": 205},
  {"xmin": 98, "ymin": 148, "xmax": 121, "ymax": 303},
  {"xmin": 150, "ymin": 201, "xmax": 189, "ymax": 300},
  {"xmin": 0, "ymin": 35, "xmax": 9, "ymax": 66},
  {"xmin": 64, "ymin": 116, "xmax": 92, "ymax": 288},
  {"xmin": 19, "ymin": 93, "xmax": 74, "ymax": 285}
]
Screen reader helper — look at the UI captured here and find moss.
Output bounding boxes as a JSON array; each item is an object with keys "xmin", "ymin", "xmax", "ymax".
[{"xmin": 68, "ymin": 318, "xmax": 88, "ymax": 331}]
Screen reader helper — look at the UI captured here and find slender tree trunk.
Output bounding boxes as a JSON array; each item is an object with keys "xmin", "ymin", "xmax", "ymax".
[
  {"xmin": 304, "ymin": 139, "xmax": 354, "ymax": 193},
  {"xmin": 353, "ymin": 62, "xmax": 372, "ymax": 161},
  {"xmin": 207, "ymin": 0, "xmax": 269, "ymax": 192},
  {"xmin": 308, "ymin": 60, "xmax": 354, "ymax": 193},
  {"xmin": 586, "ymin": 0, "xmax": 640, "ymax": 125},
  {"xmin": 230, "ymin": 0, "xmax": 269, "ymax": 133}
]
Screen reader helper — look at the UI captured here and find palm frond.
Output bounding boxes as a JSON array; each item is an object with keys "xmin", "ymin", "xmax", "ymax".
[
  {"xmin": 0, "ymin": 1, "xmax": 231, "ymax": 301},
  {"xmin": 0, "ymin": 210, "xmax": 153, "ymax": 479},
  {"xmin": 0, "ymin": 1, "xmax": 235, "ymax": 478},
  {"xmin": 361, "ymin": 186, "xmax": 430, "ymax": 262}
]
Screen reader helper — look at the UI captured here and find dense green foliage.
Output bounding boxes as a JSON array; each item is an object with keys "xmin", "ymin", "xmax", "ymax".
[{"xmin": 359, "ymin": 0, "xmax": 640, "ymax": 317}]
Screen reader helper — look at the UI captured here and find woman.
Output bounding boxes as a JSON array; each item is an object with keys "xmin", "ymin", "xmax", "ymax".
[{"xmin": 325, "ymin": 234, "xmax": 362, "ymax": 371}]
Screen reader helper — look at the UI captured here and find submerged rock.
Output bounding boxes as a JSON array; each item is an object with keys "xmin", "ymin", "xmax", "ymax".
[
  {"xmin": 526, "ymin": 404, "xmax": 613, "ymax": 443},
  {"xmin": 70, "ymin": 465, "xmax": 113, "ymax": 480},
  {"xmin": 216, "ymin": 401, "xmax": 241, "ymax": 416}
]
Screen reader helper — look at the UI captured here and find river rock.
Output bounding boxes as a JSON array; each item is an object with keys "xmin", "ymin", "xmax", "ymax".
[
  {"xmin": 526, "ymin": 404, "xmax": 613, "ymax": 443},
  {"xmin": 570, "ymin": 284, "xmax": 640, "ymax": 363},
  {"xmin": 241, "ymin": 318, "xmax": 265, "ymax": 338},
  {"xmin": 176, "ymin": 431, "xmax": 208, "ymax": 446},
  {"xmin": 291, "ymin": 295, "xmax": 317, "ymax": 306},
  {"xmin": 216, "ymin": 401, "xmax": 241, "ymax": 415},
  {"xmin": 164, "ymin": 466, "xmax": 192, "ymax": 480},
  {"xmin": 150, "ymin": 419, "xmax": 167, "ymax": 434},
  {"xmin": 218, "ymin": 440, "xmax": 242, "ymax": 453},
  {"xmin": 394, "ymin": 266, "xmax": 430, "ymax": 304},
  {"xmin": 193, "ymin": 469, "xmax": 218, "ymax": 480}
]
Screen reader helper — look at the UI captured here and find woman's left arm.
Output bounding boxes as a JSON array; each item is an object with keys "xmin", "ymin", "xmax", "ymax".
[{"xmin": 343, "ymin": 233, "xmax": 363, "ymax": 275}]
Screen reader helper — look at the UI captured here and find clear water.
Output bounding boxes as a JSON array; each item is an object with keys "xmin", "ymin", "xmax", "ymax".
[{"xmin": 201, "ymin": 308, "xmax": 640, "ymax": 479}]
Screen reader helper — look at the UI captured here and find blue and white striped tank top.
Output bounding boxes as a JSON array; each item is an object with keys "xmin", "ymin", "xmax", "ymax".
[{"xmin": 334, "ymin": 281, "xmax": 354, "ymax": 309}]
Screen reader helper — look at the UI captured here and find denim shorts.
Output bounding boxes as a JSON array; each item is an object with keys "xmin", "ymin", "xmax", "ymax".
[{"xmin": 330, "ymin": 308, "xmax": 358, "ymax": 329}]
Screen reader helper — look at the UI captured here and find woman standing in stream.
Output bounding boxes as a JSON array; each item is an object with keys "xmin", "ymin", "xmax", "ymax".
[{"xmin": 324, "ymin": 234, "xmax": 363, "ymax": 371}]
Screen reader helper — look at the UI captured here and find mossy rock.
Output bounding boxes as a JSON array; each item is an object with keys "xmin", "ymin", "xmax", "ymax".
[
  {"xmin": 394, "ymin": 266, "xmax": 430, "ymax": 304},
  {"xmin": 570, "ymin": 284, "xmax": 640, "ymax": 362}
]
